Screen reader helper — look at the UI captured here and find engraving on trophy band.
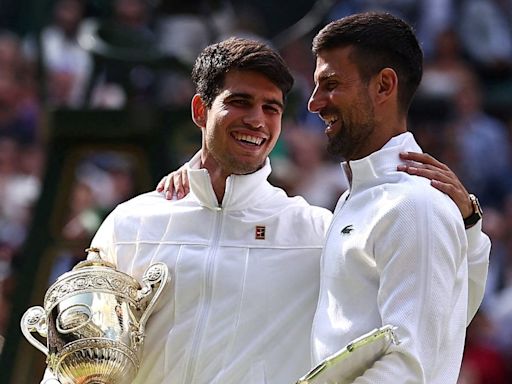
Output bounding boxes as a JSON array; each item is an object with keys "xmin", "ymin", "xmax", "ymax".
[
  {"xmin": 44, "ymin": 272, "xmax": 141, "ymax": 313},
  {"xmin": 20, "ymin": 249, "xmax": 169, "ymax": 384}
]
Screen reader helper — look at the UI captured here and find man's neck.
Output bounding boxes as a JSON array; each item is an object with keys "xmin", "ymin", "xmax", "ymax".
[{"xmin": 208, "ymin": 169, "xmax": 228, "ymax": 204}]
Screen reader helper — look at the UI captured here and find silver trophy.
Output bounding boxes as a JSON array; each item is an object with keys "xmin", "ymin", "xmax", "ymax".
[{"xmin": 20, "ymin": 247, "xmax": 169, "ymax": 384}]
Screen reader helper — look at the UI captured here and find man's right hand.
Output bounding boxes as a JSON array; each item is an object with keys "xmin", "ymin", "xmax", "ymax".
[{"xmin": 156, "ymin": 165, "xmax": 189, "ymax": 200}]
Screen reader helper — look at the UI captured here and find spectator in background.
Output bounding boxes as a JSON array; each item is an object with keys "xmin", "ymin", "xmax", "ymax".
[
  {"xmin": 450, "ymin": 70, "xmax": 512, "ymax": 208},
  {"xmin": 23, "ymin": 0, "xmax": 92, "ymax": 108},
  {"xmin": 418, "ymin": 27, "xmax": 474, "ymax": 101},
  {"xmin": 479, "ymin": 208, "xmax": 510, "ymax": 304},
  {"xmin": 0, "ymin": 32, "xmax": 39, "ymax": 146},
  {"xmin": 154, "ymin": 1, "xmax": 216, "ymax": 107},
  {"xmin": 416, "ymin": 0, "xmax": 455, "ymax": 59},
  {"xmin": 458, "ymin": 0, "xmax": 512, "ymax": 75},
  {"xmin": 457, "ymin": 310, "xmax": 508, "ymax": 384},
  {"xmin": 0, "ymin": 72, "xmax": 38, "ymax": 146},
  {"xmin": 279, "ymin": 125, "xmax": 347, "ymax": 210}
]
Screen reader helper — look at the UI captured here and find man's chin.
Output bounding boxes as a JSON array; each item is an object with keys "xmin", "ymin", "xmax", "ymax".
[
  {"xmin": 231, "ymin": 161, "xmax": 265, "ymax": 175},
  {"xmin": 327, "ymin": 140, "xmax": 347, "ymax": 159}
]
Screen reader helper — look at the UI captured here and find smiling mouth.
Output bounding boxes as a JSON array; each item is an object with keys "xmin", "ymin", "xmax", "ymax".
[
  {"xmin": 232, "ymin": 132, "xmax": 266, "ymax": 146},
  {"xmin": 318, "ymin": 110, "xmax": 339, "ymax": 128},
  {"xmin": 319, "ymin": 116, "xmax": 339, "ymax": 132},
  {"xmin": 326, "ymin": 117, "xmax": 338, "ymax": 128}
]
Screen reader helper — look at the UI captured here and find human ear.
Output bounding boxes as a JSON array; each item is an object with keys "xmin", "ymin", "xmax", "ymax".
[
  {"xmin": 191, "ymin": 94, "xmax": 207, "ymax": 128},
  {"xmin": 374, "ymin": 68, "xmax": 398, "ymax": 104}
]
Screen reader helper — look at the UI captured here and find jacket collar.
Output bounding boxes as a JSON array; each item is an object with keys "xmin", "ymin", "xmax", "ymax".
[
  {"xmin": 186, "ymin": 151, "xmax": 274, "ymax": 210},
  {"xmin": 342, "ymin": 132, "xmax": 422, "ymax": 192}
]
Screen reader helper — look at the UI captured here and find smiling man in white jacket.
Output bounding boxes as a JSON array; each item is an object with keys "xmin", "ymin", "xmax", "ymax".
[
  {"xmin": 41, "ymin": 37, "xmax": 332, "ymax": 384},
  {"xmin": 307, "ymin": 12, "xmax": 490, "ymax": 383},
  {"xmin": 41, "ymin": 34, "xmax": 489, "ymax": 384}
]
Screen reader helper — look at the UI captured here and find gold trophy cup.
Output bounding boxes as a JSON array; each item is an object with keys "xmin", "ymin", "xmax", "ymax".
[{"xmin": 20, "ymin": 248, "xmax": 169, "ymax": 384}]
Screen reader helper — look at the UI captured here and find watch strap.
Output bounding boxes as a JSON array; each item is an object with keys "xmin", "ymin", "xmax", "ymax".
[{"xmin": 464, "ymin": 194, "xmax": 482, "ymax": 229}]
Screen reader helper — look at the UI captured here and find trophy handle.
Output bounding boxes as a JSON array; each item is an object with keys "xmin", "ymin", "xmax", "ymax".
[
  {"xmin": 20, "ymin": 306, "xmax": 49, "ymax": 356},
  {"xmin": 137, "ymin": 262, "xmax": 169, "ymax": 335}
]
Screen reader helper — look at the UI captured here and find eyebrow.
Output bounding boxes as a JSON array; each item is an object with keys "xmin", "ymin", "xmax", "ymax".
[
  {"xmin": 316, "ymin": 72, "xmax": 337, "ymax": 83},
  {"xmin": 226, "ymin": 92, "xmax": 284, "ymax": 111}
]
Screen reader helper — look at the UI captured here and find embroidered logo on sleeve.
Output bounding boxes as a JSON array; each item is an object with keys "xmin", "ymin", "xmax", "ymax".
[
  {"xmin": 341, "ymin": 225, "xmax": 354, "ymax": 235},
  {"xmin": 255, "ymin": 225, "xmax": 266, "ymax": 240}
]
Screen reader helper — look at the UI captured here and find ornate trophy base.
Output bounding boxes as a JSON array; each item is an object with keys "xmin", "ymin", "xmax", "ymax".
[{"xmin": 51, "ymin": 338, "xmax": 139, "ymax": 384}]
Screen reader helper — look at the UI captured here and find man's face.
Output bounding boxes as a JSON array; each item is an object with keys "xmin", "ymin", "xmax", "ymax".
[
  {"xmin": 308, "ymin": 46, "xmax": 377, "ymax": 161},
  {"xmin": 199, "ymin": 70, "xmax": 284, "ymax": 176}
]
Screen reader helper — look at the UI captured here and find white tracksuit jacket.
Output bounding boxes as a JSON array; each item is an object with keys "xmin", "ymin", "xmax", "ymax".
[
  {"xmin": 311, "ymin": 132, "xmax": 490, "ymax": 383},
  {"xmin": 41, "ymin": 147, "xmax": 489, "ymax": 384},
  {"xmin": 44, "ymin": 156, "xmax": 332, "ymax": 384}
]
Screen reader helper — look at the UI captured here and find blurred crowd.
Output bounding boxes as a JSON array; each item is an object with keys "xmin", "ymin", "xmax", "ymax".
[{"xmin": 0, "ymin": 0, "xmax": 511, "ymax": 382}]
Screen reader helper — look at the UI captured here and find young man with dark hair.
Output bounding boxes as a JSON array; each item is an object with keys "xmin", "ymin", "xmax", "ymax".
[{"xmin": 41, "ymin": 37, "xmax": 332, "ymax": 384}]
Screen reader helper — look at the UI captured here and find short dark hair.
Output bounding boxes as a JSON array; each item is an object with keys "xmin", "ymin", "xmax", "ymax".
[
  {"xmin": 312, "ymin": 12, "xmax": 423, "ymax": 114},
  {"xmin": 192, "ymin": 37, "xmax": 294, "ymax": 108}
]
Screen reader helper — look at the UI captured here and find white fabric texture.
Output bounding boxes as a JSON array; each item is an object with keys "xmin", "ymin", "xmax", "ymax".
[
  {"xmin": 311, "ymin": 132, "xmax": 490, "ymax": 383},
  {"xmin": 39, "ymin": 144, "xmax": 489, "ymax": 383},
  {"xmin": 43, "ymin": 156, "xmax": 331, "ymax": 384}
]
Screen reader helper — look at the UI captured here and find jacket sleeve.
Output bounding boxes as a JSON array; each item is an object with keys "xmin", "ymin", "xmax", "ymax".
[
  {"xmin": 465, "ymin": 221, "xmax": 491, "ymax": 324},
  {"xmin": 353, "ymin": 192, "xmax": 469, "ymax": 383}
]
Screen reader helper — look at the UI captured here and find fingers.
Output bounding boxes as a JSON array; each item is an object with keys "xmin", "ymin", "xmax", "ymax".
[
  {"xmin": 172, "ymin": 171, "xmax": 185, "ymax": 200},
  {"xmin": 164, "ymin": 172, "xmax": 176, "ymax": 200},
  {"xmin": 156, "ymin": 165, "xmax": 190, "ymax": 200},
  {"xmin": 173, "ymin": 169, "xmax": 190, "ymax": 199},
  {"xmin": 397, "ymin": 163, "xmax": 473, "ymax": 218},
  {"xmin": 397, "ymin": 163, "xmax": 457, "ymax": 186},
  {"xmin": 156, "ymin": 176, "xmax": 167, "ymax": 192},
  {"xmin": 399, "ymin": 152, "xmax": 450, "ymax": 171},
  {"xmin": 159, "ymin": 169, "xmax": 190, "ymax": 200}
]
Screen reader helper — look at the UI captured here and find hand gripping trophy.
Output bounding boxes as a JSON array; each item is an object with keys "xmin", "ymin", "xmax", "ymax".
[{"xmin": 20, "ymin": 248, "xmax": 169, "ymax": 384}]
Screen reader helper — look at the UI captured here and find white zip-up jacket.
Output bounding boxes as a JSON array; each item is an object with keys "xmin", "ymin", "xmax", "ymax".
[
  {"xmin": 51, "ymin": 155, "xmax": 331, "ymax": 384},
  {"xmin": 40, "ymin": 147, "xmax": 489, "ymax": 384},
  {"xmin": 311, "ymin": 132, "xmax": 490, "ymax": 383}
]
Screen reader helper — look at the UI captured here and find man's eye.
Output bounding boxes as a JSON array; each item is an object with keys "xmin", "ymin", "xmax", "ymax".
[
  {"xmin": 326, "ymin": 82, "xmax": 337, "ymax": 91},
  {"xmin": 231, "ymin": 99, "xmax": 248, "ymax": 106},
  {"xmin": 264, "ymin": 105, "xmax": 280, "ymax": 114}
]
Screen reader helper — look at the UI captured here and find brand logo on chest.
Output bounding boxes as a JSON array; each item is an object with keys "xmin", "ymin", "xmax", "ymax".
[{"xmin": 255, "ymin": 225, "xmax": 266, "ymax": 240}]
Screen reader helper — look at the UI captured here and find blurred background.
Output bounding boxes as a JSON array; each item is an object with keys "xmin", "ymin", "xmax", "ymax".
[{"xmin": 0, "ymin": 0, "xmax": 511, "ymax": 383}]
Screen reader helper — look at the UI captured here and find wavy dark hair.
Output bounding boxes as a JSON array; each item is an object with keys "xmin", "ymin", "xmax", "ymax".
[{"xmin": 192, "ymin": 37, "xmax": 294, "ymax": 108}]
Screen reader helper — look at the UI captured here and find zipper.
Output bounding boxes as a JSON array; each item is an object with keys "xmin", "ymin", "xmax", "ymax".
[{"xmin": 182, "ymin": 205, "xmax": 224, "ymax": 383}]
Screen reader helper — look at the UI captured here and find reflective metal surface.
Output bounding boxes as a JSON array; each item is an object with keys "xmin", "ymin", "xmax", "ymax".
[{"xmin": 20, "ymin": 248, "xmax": 169, "ymax": 384}]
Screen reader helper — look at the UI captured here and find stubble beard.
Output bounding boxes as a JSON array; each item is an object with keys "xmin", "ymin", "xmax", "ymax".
[
  {"xmin": 326, "ymin": 99, "xmax": 376, "ymax": 161},
  {"xmin": 210, "ymin": 144, "xmax": 265, "ymax": 175},
  {"xmin": 327, "ymin": 120, "xmax": 375, "ymax": 160}
]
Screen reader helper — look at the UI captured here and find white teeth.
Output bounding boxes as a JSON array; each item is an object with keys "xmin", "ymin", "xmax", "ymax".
[
  {"xmin": 234, "ymin": 133, "xmax": 264, "ymax": 145},
  {"xmin": 326, "ymin": 118, "xmax": 338, "ymax": 127}
]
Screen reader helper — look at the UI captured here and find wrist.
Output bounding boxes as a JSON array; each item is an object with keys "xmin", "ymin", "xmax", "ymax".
[{"xmin": 464, "ymin": 194, "xmax": 483, "ymax": 229}]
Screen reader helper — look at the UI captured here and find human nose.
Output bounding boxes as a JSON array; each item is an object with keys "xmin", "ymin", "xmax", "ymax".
[
  {"xmin": 308, "ymin": 86, "xmax": 323, "ymax": 113},
  {"xmin": 242, "ymin": 107, "xmax": 265, "ymax": 129}
]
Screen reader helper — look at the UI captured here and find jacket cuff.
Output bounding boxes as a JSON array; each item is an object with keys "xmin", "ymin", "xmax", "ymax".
[{"xmin": 466, "ymin": 219, "xmax": 484, "ymax": 250}]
